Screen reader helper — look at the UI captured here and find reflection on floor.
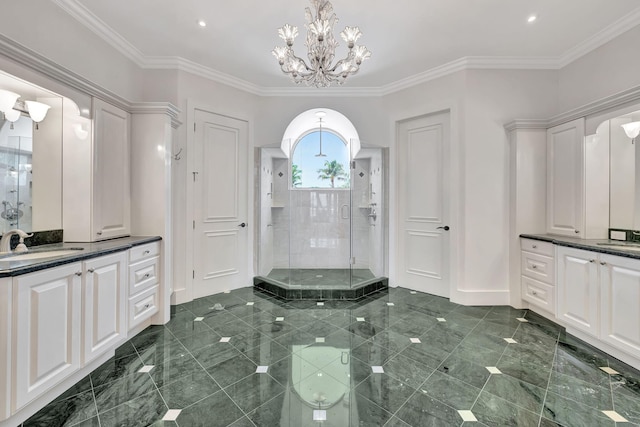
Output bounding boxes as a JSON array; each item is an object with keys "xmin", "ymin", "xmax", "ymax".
[
  {"xmin": 264, "ymin": 268, "xmax": 376, "ymax": 289},
  {"xmin": 22, "ymin": 287, "xmax": 640, "ymax": 427}
]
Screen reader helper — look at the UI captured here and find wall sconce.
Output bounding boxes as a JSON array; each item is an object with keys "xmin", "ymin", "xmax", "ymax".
[
  {"xmin": 0, "ymin": 89, "xmax": 51, "ymax": 129},
  {"xmin": 24, "ymin": 101, "xmax": 50, "ymax": 129},
  {"xmin": 2, "ymin": 108, "xmax": 21, "ymax": 129},
  {"xmin": 622, "ymin": 121, "xmax": 640, "ymax": 144},
  {"xmin": 0, "ymin": 90, "xmax": 19, "ymax": 112}
]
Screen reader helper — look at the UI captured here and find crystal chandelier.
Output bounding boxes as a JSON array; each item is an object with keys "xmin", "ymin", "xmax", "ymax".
[{"xmin": 272, "ymin": 0, "xmax": 371, "ymax": 87}]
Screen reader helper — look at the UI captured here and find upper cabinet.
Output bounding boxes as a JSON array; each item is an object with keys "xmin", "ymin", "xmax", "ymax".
[
  {"xmin": 546, "ymin": 118, "xmax": 585, "ymax": 237},
  {"xmin": 64, "ymin": 98, "xmax": 131, "ymax": 242},
  {"xmin": 546, "ymin": 117, "xmax": 608, "ymax": 239}
]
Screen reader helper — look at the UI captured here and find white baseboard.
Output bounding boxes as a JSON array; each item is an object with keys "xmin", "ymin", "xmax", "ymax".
[{"xmin": 171, "ymin": 287, "xmax": 190, "ymax": 305}]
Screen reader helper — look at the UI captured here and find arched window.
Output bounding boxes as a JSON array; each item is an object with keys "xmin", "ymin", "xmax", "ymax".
[{"xmin": 291, "ymin": 130, "xmax": 350, "ymax": 189}]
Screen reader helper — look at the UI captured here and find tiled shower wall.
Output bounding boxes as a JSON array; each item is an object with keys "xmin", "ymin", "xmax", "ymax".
[{"xmin": 259, "ymin": 149, "xmax": 385, "ymax": 274}]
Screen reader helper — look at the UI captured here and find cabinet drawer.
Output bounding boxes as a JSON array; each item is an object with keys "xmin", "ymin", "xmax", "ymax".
[
  {"xmin": 129, "ymin": 285, "xmax": 159, "ymax": 329},
  {"xmin": 129, "ymin": 257, "xmax": 159, "ymax": 296},
  {"xmin": 129, "ymin": 242, "xmax": 160, "ymax": 263},
  {"xmin": 521, "ymin": 238, "xmax": 554, "ymax": 257},
  {"xmin": 521, "ymin": 251, "xmax": 555, "ymax": 284},
  {"xmin": 522, "ymin": 276, "xmax": 555, "ymax": 315}
]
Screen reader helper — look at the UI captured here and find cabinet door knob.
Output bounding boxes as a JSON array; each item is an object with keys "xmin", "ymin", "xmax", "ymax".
[
  {"xmin": 532, "ymin": 245, "xmax": 537, "ymax": 249},
  {"xmin": 532, "ymin": 290, "xmax": 538, "ymax": 295},
  {"xmin": 144, "ymin": 273, "xmax": 150, "ymax": 278},
  {"xmin": 96, "ymin": 231, "xmax": 103, "ymax": 236},
  {"xmin": 75, "ymin": 271, "xmax": 82, "ymax": 276},
  {"xmin": 87, "ymin": 268, "xmax": 95, "ymax": 273},
  {"xmin": 531, "ymin": 265, "xmax": 538, "ymax": 269},
  {"xmin": 143, "ymin": 250, "xmax": 150, "ymax": 255},
  {"xmin": 600, "ymin": 261, "xmax": 606, "ymax": 266},
  {"xmin": 589, "ymin": 259, "xmax": 596, "ymax": 263},
  {"xmin": 575, "ymin": 230, "xmax": 580, "ymax": 234}
]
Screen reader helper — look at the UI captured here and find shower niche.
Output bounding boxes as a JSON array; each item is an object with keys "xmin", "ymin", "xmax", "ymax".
[{"xmin": 254, "ymin": 109, "xmax": 388, "ymax": 299}]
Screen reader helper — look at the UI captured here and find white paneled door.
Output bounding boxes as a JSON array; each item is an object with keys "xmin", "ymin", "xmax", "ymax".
[
  {"xmin": 193, "ymin": 110, "xmax": 249, "ymax": 299},
  {"xmin": 397, "ymin": 112, "xmax": 450, "ymax": 297}
]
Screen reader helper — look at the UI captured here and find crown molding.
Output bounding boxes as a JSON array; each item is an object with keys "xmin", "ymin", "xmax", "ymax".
[
  {"xmin": 503, "ymin": 84, "xmax": 640, "ymax": 132},
  {"xmin": 559, "ymin": 6, "xmax": 640, "ymax": 67},
  {"xmin": 547, "ymin": 85, "xmax": 640, "ymax": 128},
  {"xmin": 0, "ymin": 33, "xmax": 130, "ymax": 111},
  {"xmin": 38, "ymin": 1, "xmax": 640, "ymax": 97},
  {"xmin": 130, "ymin": 102, "xmax": 182, "ymax": 128},
  {"xmin": 51, "ymin": 0, "xmax": 146, "ymax": 67},
  {"xmin": 504, "ymin": 119, "xmax": 550, "ymax": 132}
]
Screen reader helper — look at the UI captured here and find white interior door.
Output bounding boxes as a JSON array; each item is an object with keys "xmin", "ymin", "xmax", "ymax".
[
  {"xmin": 193, "ymin": 110, "xmax": 249, "ymax": 299},
  {"xmin": 397, "ymin": 112, "xmax": 450, "ymax": 297}
]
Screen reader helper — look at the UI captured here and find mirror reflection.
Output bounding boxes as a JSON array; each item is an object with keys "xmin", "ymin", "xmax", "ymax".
[
  {"xmin": 0, "ymin": 115, "xmax": 33, "ymax": 231},
  {"xmin": 0, "ymin": 70, "xmax": 63, "ymax": 234}
]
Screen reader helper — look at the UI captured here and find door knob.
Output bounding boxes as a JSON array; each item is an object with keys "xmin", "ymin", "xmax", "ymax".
[
  {"xmin": 238, "ymin": 222, "xmax": 247, "ymax": 228},
  {"xmin": 436, "ymin": 226, "xmax": 450, "ymax": 231}
]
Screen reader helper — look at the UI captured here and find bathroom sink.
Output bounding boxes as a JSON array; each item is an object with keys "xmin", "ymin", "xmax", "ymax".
[{"xmin": 2, "ymin": 249, "xmax": 83, "ymax": 261}]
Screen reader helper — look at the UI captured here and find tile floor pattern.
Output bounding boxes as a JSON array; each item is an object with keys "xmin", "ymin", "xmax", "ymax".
[{"xmin": 22, "ymin": 287, "xmax": 640, "ymax": 427}]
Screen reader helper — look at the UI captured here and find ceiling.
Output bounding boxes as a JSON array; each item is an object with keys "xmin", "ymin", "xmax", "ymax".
[{"xmin": 53, "ymin": 0, "xmax": 640, "ymax": 92}]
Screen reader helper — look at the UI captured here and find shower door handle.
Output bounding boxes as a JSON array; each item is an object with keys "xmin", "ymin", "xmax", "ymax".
[{"xmin": 341, "ymin": 204, "xmax": 350, "ymax": 219}]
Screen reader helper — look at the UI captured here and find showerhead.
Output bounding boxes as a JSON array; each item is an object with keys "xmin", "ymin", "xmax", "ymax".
[{"xmin": 316, "ymin": 116, "xmax": 326, "ymax": 157}]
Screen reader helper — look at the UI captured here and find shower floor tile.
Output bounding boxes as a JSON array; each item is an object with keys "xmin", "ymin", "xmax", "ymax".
[{"xmin": 21, "ymin": 286, "xmax": 640, "ymax": 427}]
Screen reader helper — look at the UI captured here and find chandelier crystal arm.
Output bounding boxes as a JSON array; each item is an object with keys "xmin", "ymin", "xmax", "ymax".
[{"xmin": 272, "ymin": 0, "xmax": 371, "ymax": 87}]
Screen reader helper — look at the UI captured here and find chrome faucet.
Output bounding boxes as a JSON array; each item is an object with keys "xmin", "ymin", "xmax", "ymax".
[{"xmin": 0, "ymin": 229, "xmax": 33, "ymax": 254}]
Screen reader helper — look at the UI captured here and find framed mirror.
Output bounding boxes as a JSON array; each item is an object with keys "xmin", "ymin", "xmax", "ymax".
[
  {"xmin": 604, "ymin": 109, "xmax": 640, "ymax": 231},
  {"xmin": 0, "ymin": 70, "xmax": 63, "ymax": 234}
]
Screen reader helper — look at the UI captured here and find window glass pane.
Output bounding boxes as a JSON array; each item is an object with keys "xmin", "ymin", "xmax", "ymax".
[{"xmin": 291, "ymin": 131, "xmax": 350, "ymax": 188}]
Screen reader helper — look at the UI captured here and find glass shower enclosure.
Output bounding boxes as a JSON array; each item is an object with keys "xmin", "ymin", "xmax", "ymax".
[{"xmin": 255, "ymin": 139, "xmax": 387, "ymax": 299}]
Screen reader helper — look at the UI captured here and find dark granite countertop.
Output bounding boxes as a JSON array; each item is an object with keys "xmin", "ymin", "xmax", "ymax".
[
  {"xmin": 0, "ymin": 236, "xmax": 161, "ymax": 278},
  {"xmin": 520, "ymin": 234, "xmax": 640, "ymax": 260}
]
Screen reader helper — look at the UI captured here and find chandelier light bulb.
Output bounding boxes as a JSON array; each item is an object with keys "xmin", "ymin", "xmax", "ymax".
[{"xmin": 272, "ymin": 0, "xmax": 371, "ymax": 87}]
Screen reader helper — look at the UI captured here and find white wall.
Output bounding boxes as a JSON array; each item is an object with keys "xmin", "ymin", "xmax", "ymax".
[
  {"xmin": 558, "ymin": 26, "xmax": 640, "ymax": 114},
  {"xmin": 461, "ymin": 70, "xmax": 557, "ymax": 303},
  {"xmin": 0, "ymin": 1, "xmax": 144, "ymax": 102}
]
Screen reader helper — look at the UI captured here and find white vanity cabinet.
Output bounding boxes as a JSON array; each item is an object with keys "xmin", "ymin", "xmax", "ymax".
[
  {"xmin": 5, "ymin": 248, "xmax": 133, "ymax": 418},
  {"xmin": 520, "ymin": 238, "xmax": 556, "ymax": 315},
  {"xmin": 557, "ymin": 245, "xmax": 640, "ymax": 365},
  {"xmin": 82, "ymin": 252, "xmax": 127, "ymax": 364},
  {"xmin": 557, "ymin": 246, "xmax": 600, "ymax": 336},
  {"xmin": 599, "ymin": 254, "xmax": 640, "ymax": 357},
  {"xmin": 128, "ymin": 242, "xmax": 160, "ymax": 330},
  {"xmin": 12, "ymin": 263, "xmax": 83, "ymax": 411},
  {"xmin": 63, "ymin": 98, "xmax": 131, "ymax": 242}
]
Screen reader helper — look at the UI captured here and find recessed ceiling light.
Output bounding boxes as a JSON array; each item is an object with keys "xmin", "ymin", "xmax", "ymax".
[
  {"xmin": 197, "ymin": 20, "xmax": 207, "ymax": 28},
  {"xmin": 527, "ymin": 15, "xmax": 537, "ymax": 23}
]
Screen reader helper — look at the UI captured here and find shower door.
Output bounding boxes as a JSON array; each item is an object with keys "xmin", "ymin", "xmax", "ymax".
[
  {"xmin": 350, "ymin": 146, "xmax": 384, "ymax": 288},
  {"xmin": 287, "ymin": 134, "xmax": 352, "ymax": 291}
]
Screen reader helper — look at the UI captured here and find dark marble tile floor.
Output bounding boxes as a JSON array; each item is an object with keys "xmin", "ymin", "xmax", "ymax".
[{"xmin": 21, "ymin": 287, "xmax": 640, "ymax": 427}]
